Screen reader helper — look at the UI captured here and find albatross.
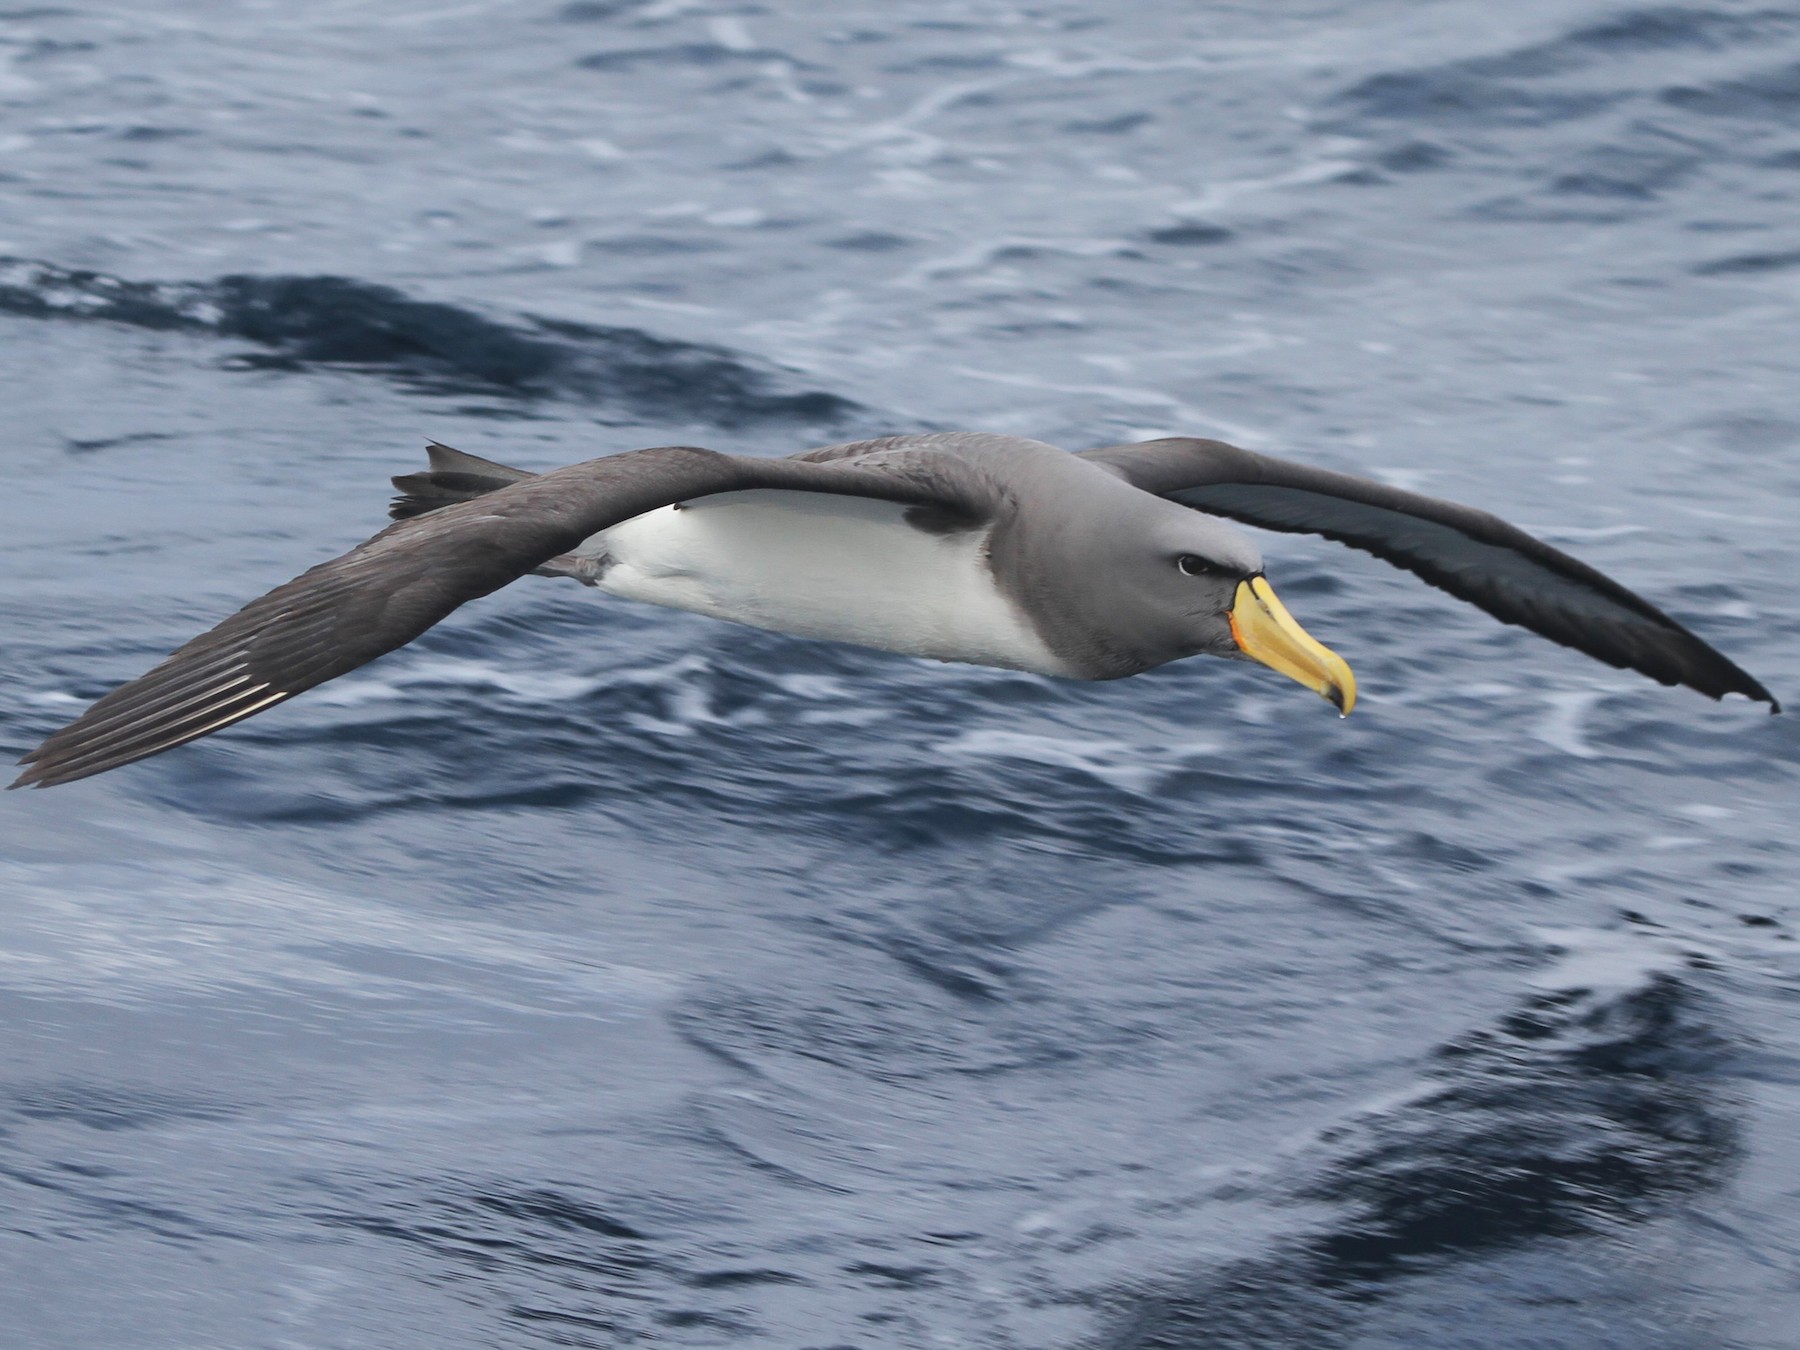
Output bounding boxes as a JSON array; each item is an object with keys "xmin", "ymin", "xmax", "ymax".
[{"xmin": 10, "ymin": 432, "xmax": 1778, "ymax": 788}]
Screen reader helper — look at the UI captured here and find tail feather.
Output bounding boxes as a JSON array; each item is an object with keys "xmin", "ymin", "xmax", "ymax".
[{"xmin": 389, "ymin": 442, "xmax": 536, "ymax": 519}]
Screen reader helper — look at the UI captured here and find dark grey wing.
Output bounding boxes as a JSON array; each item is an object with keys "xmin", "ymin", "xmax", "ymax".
[
  {"xmin": 14, "ymin": 444, "xmax": 986, "ymax": 788},
  {"xmin": 1084, "ymin": 437, "xmax": 1778, "ymax": 710}
]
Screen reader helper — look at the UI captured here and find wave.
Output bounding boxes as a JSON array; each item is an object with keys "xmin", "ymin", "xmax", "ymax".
[
  {"xmin": 1102, "ymin": 947, "xmax": 1739, "ymax": 1347},
  {"xmin": 0, "ymin": 257, "xmax": 862, "ymax": 426},
  {"xmin": 1333, "ymin": 7, "xmax": 1800, "ymax": 130},
  {"xmin": 1323, "ymin": 4, "xmax": 1800, "ymax": 217}
]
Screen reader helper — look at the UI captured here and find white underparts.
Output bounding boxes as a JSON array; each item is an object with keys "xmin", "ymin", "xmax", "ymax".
[{"xmin": 579, "ymin": 490, "xmax": 1073, "ymax": 674}]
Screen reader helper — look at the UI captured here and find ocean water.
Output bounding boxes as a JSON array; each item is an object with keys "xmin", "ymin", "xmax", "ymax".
[{"xmin": 3, "ymin": 1, "xmax": 1800, "ymax": 1345}]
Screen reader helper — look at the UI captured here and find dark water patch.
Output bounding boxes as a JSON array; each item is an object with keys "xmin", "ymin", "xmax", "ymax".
[
  {"xmin": 1331, "ymin": 66, "xmax": 1617, "ymax": 129},
  {"xmin": 0, "ymin": 258, "xmax": 861, "ymax": 426},
  {"xmin": 575, "ymin": 43, "xmax": 791, "ymax": 73},
  {"xmin": 1693, "ymin": 246, "xmax": 1800, "ymax": 274},
  {"xmin": 1067, "ymin": 111, "xmax": 1153, "ymax": 135},
  {"xmin": 1332, "ymin": 8, "xmax": 1800, "ymax": 135},
  {"xmin": 0, "ymin": 1101, "xmax": 243, "ymax": 1245},
  {"xmin": 554, "ymin": 0, "xmax": 638, "ymax": 19},
  {"xmin": 316, "ymin": 1180, "xmax": 745, "ymax": 1346},
  {"xmin": 684, "ymin": 1266, "xmax": 807, "ymax": 1289},
  {"xmin": 1100, "ymin": 974, "xmax": 1740, "ymax": 1347},
  {"xmin": 825, "ymin": 230, "xmax": 917, "ymax": 251},
  {"xmin": 472, "ymin": 1189, "xmax": 648, "ymax": 1241},
  {"xmin": 1471, "ymin": 198, "xmax": 1638, "ymax": 225},
  {"xmin": 673, "ymin": 979, "xmax": 1040, "ymax": 1082},
  {"xmin": 824, "ymin": 776, "xmax": 1242, "ymax": 866},
  {"xmin": 878, "ymin": 931, "xmax": 1016, "ymax": 1003},
  {"xmin": 1574, "ymin": 711, "xmax": 1791, "ymax": 780},
  {"xmin": 1691, "ymin": 412, "xmax": 1800, "ymax": 450},
  {"xmin": 62, "ymin": 430, "xmax": 184, "ymax": 454},
  {"xmin": 721, "ymin": 147, "xmax": 808, "ymax": 172},
  {"xmin": 843, "ymin": 1259, "xmax": 939, "ymax": 1287},
  {"xmin": 315, "ymin": 1180, "xmax": 657, "ymax": 1282},
  {"xmin": 588, "ymin": 232, "xmax": 719, "ymax": 255},
  {"xmin": 1550, "ymin": 140, "xmax": 1698, "ymax": 198},
  {"xmin": 1144, "ymin": 222, "xmax": 1233, "ymax": 247},
  {"xmin": 1570, "ymin": 6, "xmax": 1800, "ymax": 52},
  {"xmin": 881, "ymin": 51, "xmax": 1007, "ymax": 73},
  {"xmin": 1662, "ymin": 60, "xmax": 1800, "ymax": 118},
  {"xmin": 115, "ymin": 125, "xmax": 196, "ymax": 143},
  {"xmin": 1308, "ymin": 976, "xmax": 1736, "ymax": 1271},
  {"xmin": 505, "ymin": 1303, "xmax": 631, "ymax": 1345},
  {"xmin": 1375, "ymin": 139, "xmax": 1454, "ymax": 172},
  {"xmin": 10, "ymin": 35, "xmax": 91, "ymax": 60},
  {"xmin": 161, "ymin": 743, "xmax": 619, "ymax": 826},
  {"xmin": 656, "ymin": 1306, "xmax": 752, "ymax": 1330},
  {"xmin": 307, "ymin": 1172, "xmax": 833, "ymax": 1345},
  {"xmin": 8, "ymin": 1084, "xmax": 235, "ymax": 1133},
  {"xmin": 0, "ymin": 1150, "xmax": 239, "ymax": 1243}
]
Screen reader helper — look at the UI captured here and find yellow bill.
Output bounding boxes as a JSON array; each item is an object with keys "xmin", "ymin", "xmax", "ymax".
[{"xmin": 1228, "ymin": 575, "xmax": 1356, "ymax": 715}]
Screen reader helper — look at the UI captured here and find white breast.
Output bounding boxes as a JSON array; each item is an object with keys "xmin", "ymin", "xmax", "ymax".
[{"xmin": 580, "ymin": 490, "xmax": 1072, "ymax": 675}]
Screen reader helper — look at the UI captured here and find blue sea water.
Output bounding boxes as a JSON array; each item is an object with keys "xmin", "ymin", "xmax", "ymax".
[{"xmin": 3, "ymin": 1, "xmax": 1800, "ymax": 1345}]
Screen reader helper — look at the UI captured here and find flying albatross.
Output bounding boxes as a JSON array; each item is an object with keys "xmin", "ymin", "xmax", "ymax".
[{"xmin": 10, "ymin": 432, "xmax": 1778, "ymax": 788}]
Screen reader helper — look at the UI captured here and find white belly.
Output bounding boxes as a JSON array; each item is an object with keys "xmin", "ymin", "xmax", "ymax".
[{"xmin": 581, "ymin": 490, "xmax": 1072, "ymax": 674}]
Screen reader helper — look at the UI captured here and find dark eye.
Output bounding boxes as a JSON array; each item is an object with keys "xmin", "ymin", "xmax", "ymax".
[{"xmin": 1176, "ymin": 554, "xmax": 1212, "ymax": 577}]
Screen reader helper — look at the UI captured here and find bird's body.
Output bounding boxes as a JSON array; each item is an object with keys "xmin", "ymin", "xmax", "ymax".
[
  {"xmin": 10, "ymin": 431, "xmax": 1777, "ymax": 789},
  {"xmin": 586, "ymin": 489, "xmax": 1071, "ymax": 675}
]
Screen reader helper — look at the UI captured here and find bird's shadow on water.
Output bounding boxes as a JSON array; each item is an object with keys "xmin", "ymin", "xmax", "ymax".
[{"xmin": 1093, "ymin": 972, "xmax": 1743, "ymax": 1350}]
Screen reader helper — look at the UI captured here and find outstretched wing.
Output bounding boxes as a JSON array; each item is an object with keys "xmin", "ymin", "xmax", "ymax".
[
  {"xmin": 14, "ymin": 443, "xmax": 987, "ymax": 788},
  {"xmin": 1084, "ymin": 436, "xmax": 1778, "ymax": 710}
]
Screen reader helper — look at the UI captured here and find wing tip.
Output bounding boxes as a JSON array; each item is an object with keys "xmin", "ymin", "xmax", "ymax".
[
  {"xmin": 1710, "ymin": 663, "xmax": 1779, "ymax": 714},
  {"xmin": 1743, "ymin": 674, "xmax": 1781, "ymax": 714},
  {"xmin": 1715, "ymin": 685, "xmax": 1782, "ymax": 714},
  {"xmin": 10, "ymin": 758, "xmax": 62, "ymax": 790},
  {"xmin": 12, "ymin": 743, "xmax": 49, "ymax": 788},
  {"xmin": 9, "ymin": 679, "xmax": 293, "ymax": 790}
]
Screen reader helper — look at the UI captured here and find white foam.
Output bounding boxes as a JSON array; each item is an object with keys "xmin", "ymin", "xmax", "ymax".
[
  {"xmin": 25, "ymin": 690, "xmax": 84, "ymax": 707},
  {"xmin": 1676, "ymin": 803, "xmax": 1736, "ymax": 821},
  {"xmin": 936, "ymin": 727, "xmax": 1223, "ymax": 795},
  {"xmin": 1532, "ymin": 689, "xmax": 1612, "ymax": 759},
  {"xmin": 1528, "ymin": 925, "xmax": 1705, "ymax": 996},
  {"xmin": 1169, "ymin": 152, "xmax": 1364, "ymax": 216},
  {"xmin": 770, "ymin": 673, "xmax": 850, "ymax": 700},
  {"xmin": 310, "ymin": 658, "xmax": 606, "ymax": 707},
  {"xmin": 707, "ymin": 16, "xmax": 755, "ymax": 52}
]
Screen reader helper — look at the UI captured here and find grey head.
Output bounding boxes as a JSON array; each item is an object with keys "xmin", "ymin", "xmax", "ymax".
[{"xmin": 978, "ymin": 445, "xmax": 1354, "ymax": 707}]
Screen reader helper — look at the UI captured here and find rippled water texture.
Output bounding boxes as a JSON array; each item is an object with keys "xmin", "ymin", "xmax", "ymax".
[{"xmin": 4, "ymin": 2, "xmax": 1800, "ymax": 1346}]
